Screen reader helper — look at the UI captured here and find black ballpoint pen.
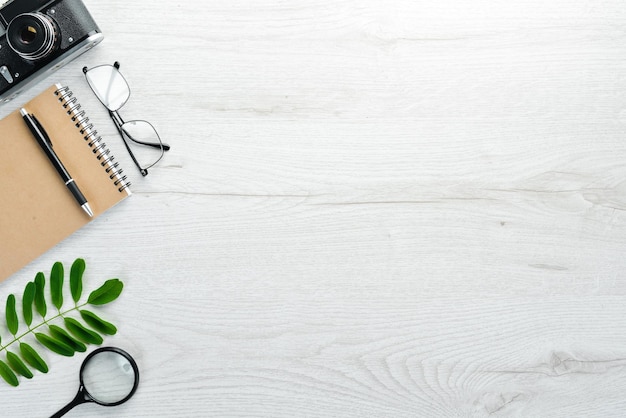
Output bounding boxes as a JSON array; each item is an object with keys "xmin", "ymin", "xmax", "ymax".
[{"xmin": 20, "ymin": 108, "xmax": 94, "ymax": 217}]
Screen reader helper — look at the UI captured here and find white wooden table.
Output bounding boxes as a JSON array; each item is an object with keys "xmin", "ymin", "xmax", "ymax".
[{"xmin": 1, "ymin": 0, "xmax": 626, "ymax": 416}]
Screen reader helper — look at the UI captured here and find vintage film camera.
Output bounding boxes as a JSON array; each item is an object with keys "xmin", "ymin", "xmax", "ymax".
[{"xmin": 0, "ymin": 0, "xmax": 103, "ymax": 103}]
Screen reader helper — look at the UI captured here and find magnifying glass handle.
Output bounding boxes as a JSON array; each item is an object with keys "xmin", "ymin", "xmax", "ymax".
[{"xmin": 50, "ymin": 388, "xmax": 90, "ymax": 418}]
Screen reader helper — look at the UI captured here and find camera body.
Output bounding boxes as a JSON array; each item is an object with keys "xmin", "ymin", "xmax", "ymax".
[{"xmin": 0, "ymin": 0, "xmax": 103, "ymax": 103}]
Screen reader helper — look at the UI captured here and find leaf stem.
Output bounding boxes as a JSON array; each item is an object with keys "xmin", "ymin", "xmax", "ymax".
[{"xmin": 0, "ymin": 302, "xmax": 88, "ymax": 353}]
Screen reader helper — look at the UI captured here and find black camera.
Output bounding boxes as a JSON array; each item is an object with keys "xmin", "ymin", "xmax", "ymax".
[{"xmin": 0, "ymin": 0, "xmax": 103, "ymax": 103}]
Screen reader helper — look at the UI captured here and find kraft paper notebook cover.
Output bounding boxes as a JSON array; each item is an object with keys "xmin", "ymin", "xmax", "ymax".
[{"xmin": 0, "ymin": 84, "xmax": 131, "ymax": 282}]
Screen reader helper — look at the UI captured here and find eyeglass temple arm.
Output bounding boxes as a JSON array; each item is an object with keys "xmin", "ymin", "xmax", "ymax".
[{"xmin": 109, "ymin": 111, "xmax": 149, "ymax": 176}]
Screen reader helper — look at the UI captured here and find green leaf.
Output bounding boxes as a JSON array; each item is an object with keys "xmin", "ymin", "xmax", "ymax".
[
  {"xmin": 35, "ymin": 333, "xmax": 74, "ymax": 357},
  {"xmin": 64, "ymin": 318, "xmax": 103, "ymax": 345},
  {"xmin": 22, "ymin": 281, "xmax": 35, "ymax": 326},
  {"xmin": 34, "ymin": 272, "xmax": 47, "ymax": 318},
  {"xmin": 0, "ymin": 360, "xmax": 18, "ymax": 386},
  {"xmin": 70, "ymin": 258, "xmax": 85, "ymax": 303},
  {"xmin": 5, "ymin": 294, "xmax": 18, "ymax": 336},
  {"xmin": 6, "ymin": 352, "xmax": 33, "ymax": 379},
  {"xmin": 80, "ymin": 310, "xmax": 117, "ymax": 335},
  {"xmin": 50, "ymin": 262, "xmax": 64, "ymax": 310},
  {"xmin": 19, "ymin": 343, "xmax": 48, "ymax": 373},
  {"xmin": 87, "ymin": 279, "xmax": 123, "ymax": 305},
  {"xmin": 49, "ymin": 325, "xmax": 86, "ymax": 353},
  {"xmin": 0, "ymin": 260, "xmax": 124, "ymax": 387}
]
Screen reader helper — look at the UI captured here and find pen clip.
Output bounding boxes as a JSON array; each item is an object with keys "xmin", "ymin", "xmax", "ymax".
[{"xmin": 31, "ymin": 114, "xmax": 52, "ymax": 146}]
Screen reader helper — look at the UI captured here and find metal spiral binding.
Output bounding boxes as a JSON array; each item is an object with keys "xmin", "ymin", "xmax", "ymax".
[{"xmin": 54, "ymin": 86, "xmax": 131, "ymax": 192}]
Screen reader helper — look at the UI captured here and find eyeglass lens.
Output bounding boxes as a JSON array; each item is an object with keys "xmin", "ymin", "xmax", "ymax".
[
  {"xmin": 122, "ymin": 120, "xmax": 164, "ymax": 170},
  {"xmin": 84, "ymin": 65, "xmax": 129, "ymax": 111}
]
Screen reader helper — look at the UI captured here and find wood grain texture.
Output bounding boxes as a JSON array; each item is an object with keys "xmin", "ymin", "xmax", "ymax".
[{"xmin": 0, "ymin": 0, "xmax": 626, "ymax": 416}]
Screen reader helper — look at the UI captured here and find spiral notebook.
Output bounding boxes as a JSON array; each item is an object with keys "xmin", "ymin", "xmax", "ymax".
[{"xmin": 0, "ymin": 84, "xmax": 131, "ymax": 282}]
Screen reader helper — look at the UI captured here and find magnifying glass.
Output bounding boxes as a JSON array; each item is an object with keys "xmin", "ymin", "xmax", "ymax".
[{"xmin": 50, "ymin": 347, "xmax": 139, "ymax": 417}]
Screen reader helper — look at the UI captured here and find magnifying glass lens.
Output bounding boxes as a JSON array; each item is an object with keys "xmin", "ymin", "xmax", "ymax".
[{"xmin": 81, "ymin": 350, "xmax": 137, "ymax": 404}]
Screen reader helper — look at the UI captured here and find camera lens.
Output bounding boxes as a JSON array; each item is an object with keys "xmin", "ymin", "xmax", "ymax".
[
  {"xmin": 7, "ymin": 13, "xmax": 58, "ymax": 61},
  {"xmin": 20, "ymin": 26, "xmax": 38, "ymax": 44}
]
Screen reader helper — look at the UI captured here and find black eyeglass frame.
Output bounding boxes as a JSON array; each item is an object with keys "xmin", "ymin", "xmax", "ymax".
[{"xmin": 82, "ymin": 61, "xmax": 170, "ymax": 176}]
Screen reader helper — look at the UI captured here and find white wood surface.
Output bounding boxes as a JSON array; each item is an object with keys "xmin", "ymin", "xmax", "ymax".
[{"xmin": 1, "ymin": 0, "xmax": 626, "ymax": 416}]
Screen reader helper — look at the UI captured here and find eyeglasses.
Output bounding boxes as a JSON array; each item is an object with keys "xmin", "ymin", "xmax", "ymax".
[{"xmin": 83, "ymin": 62, "xmax": 170, "ymax": 176}]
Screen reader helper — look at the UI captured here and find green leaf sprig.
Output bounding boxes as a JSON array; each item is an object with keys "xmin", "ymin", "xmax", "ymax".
[{"xmin": 0, "ymin": 258, "xmax": 124, "ymax": 386}]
